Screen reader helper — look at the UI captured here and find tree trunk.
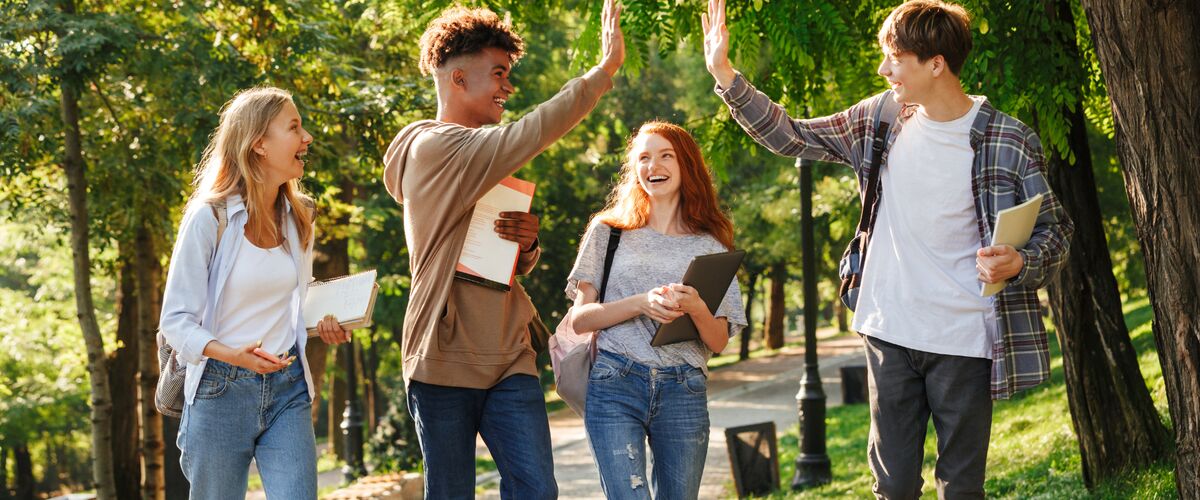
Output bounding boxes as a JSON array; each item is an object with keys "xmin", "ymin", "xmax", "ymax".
[
  {"xmin": 160, "ymin": 417, "xmax": 188, "ymax": 500},
  {"xmin": 134, "ymin": 226, "xmax": 165, "ymax": 500},
  {"xmin": 13, "ymin": 445, "xmax": 32, "ymax": 500},
  {"xmin": 1, "ymin": 446, "xmax": 8, "ymax": 500},
  {"xmin": 56, "ymin": 10, "xmax": 116, "ymax": 494},
  {"xmin": 833, "ymin": 279, "xmax": 848, "ymax": 333},
  {"xmin": 329, "ymin": 360, "xmax": 348, "ymax": 461},
  {"xmin": 110, "ymin": 261, "xmax": 141, "ymax": 500},
  {"xmin": 740, "ymin": 272, "xmax": 759, "ymax": 360},
  {"xmin": 1080, "ymin": 1, "xmax": 1200, "ymax": 495},
  {"xmin": 360, "ymin": 337, "xmax": 378, "ymax": 433},
  {"xmin": 42, "ymin": 440, "xmax": 60, "ymax": 493},
  {"xmin": 766, "ymin": 262, "xmax": 786, "ymax": 349},
  {"xmin": 0, "ymin": 447, "xmax": 10, "ymax": 500},
  {"xmin": 758, "ymin": 272, "xmax": 769, "ymax": 349},
  {"xmin": 1043, "ymin": 102, "xmax": 1171, "ymax": 487},
  {"xmin": 312, "ymin": 180, "xmax": 353, "ymax": 457}
]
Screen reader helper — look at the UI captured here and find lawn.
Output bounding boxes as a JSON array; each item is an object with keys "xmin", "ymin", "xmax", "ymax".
[{"xmin": 759, "ymin": 297, "xmax": 1177, "ymax": 499}]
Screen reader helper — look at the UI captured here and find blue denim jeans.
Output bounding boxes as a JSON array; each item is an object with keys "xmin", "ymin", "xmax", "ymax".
[
  {"xmin": 177, "ymin": 347, "xmax": 316, "ymax": 500},
  {"xmin": 584, "ymin": 350, "xmax": 711, "ymax": 500},
  {"xmin": 407, "ymin": 374, "xmax": 556, "ymax": 500}
]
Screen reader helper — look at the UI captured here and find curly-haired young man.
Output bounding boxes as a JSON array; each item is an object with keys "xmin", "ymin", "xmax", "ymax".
[
  {"xmin": 382, "ymin": 1, "xmax": 624, "ymax": 498},
  {"xmin": 702, "ymin": 0, "xmax": 1072, "ymax": 498}
]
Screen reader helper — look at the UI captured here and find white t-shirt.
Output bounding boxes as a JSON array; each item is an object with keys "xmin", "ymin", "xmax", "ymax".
[
  {"xmin": 215, "ymin": 234, "xmax": 299, "ymax": 357},
  {"xmin": 851, "ymin": 97, "xmax": 997, "ymax": 359}
]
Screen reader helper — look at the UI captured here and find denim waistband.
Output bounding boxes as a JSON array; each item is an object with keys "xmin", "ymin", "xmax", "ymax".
[
  {"xmin": 204, "ymin": 345, "xmax": 300, "ymax": 380},
  {"xmin": 596, "ymin": 350, "xmax": 704, "ymax": 380}
]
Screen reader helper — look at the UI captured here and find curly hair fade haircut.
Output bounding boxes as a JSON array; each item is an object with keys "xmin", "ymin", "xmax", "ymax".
[{"xmin": 418, "ymin": 7, "xmax": 526, "ymax": 76}]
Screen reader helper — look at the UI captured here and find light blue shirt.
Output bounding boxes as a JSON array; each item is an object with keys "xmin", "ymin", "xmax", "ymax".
[{"xmin": 159, "ymin": 194, "xmax": 315, "ymax": 405}]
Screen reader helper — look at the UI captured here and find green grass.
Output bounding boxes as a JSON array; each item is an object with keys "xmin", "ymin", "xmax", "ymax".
[
  {"xmin": 753, "ymin": 299, "xmax": 1176, "ymax": 499},
  {"xmin": 707, "ymin": 338, "xmax": 806, "ymax": 371}
]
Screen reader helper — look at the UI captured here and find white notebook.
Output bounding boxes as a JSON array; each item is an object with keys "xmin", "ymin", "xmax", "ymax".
[
  {"xmin": 982, "ymin": 194, "xmax": 1044, "ymax": 297},
  {"xmin": 303, "ymin": 269, "xmax": 379, "ymax": 334}
]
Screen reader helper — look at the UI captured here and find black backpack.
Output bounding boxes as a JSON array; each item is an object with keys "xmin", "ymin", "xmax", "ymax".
[{"xmin": 838, "ymin": 91, "xmax": 902, "ymax": 311}]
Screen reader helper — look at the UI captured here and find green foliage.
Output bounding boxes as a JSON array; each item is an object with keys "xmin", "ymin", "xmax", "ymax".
[
  {"xmin": 366, "ymin": 384, "xmax": 422, "ymax": 474},
  {"xmin": 0, "ymin": 0, "xmax": 1156, "ymax": 493}
]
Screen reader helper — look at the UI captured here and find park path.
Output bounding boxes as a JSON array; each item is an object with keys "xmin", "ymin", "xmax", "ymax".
[{"xmin": 476, "ymin": 330, "xmax": 867, "ymax": 499}]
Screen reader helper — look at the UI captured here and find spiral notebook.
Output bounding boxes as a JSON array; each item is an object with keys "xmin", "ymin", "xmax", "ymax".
[{"xmin": 303, "ymin": 269, "xmax": 379, "ymax": 335}]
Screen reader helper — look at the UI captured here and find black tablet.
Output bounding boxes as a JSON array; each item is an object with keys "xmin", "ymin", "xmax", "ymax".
[{"xmin": 650, "ymin": 250, "xmax": 746, "ymax": 347}]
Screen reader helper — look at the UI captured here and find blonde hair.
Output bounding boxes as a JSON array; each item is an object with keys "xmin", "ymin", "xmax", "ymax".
[{"xmin": 190, "ymin": 87, "xmax": 313, "ymax": 249}]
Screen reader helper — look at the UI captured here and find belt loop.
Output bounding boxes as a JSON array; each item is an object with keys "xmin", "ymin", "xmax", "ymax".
[{"xmin": 620, "ymin": 355, "xmax": 634, "ymax": 377}]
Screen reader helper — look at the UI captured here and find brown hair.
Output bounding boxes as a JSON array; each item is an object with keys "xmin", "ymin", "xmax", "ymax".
[
  {"xmin": 592, "ymin": 121, "xmax": 736, "ymax": 251},
  {"xmin": 878, "ymin": 0, "xmax": 973, "ymax": 75},
  {"xmin": 418, "ymin": 7, "xmax": 525, "ymax": 76}
]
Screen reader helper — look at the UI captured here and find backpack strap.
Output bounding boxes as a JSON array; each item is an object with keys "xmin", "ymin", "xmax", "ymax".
[
  {"xmin": 590, "ymin": 225, "xmax": 622, "ymax": 361},
  {"xmin": 858, "ymin": 91, "xmax": 902, "ymax": 235},
  {"xmin": 598, "ymin": 226, "xmax": 622, "ymax": 302},
  {"xmin": 209, "ymin": 199, "xmax": 228, "ymax": 252}
]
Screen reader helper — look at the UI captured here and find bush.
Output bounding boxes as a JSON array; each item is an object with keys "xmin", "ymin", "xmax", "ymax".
[{"xmin": 365, "ymin": 384, "xmax": 422, "ymax": 474}]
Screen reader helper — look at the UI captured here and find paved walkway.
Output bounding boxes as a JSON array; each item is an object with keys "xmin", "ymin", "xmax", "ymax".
[{"xmin": 477, "ymin": 331, "xmax": 866, "ymax": 499}]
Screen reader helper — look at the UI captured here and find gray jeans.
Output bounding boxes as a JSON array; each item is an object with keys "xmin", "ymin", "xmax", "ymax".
[{"xmin": 863, "ymin": 335, "xmax": 992, "ymax": 500}]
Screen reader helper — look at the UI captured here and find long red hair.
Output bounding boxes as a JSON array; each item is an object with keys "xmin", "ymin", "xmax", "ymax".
[{"xmin": 592, "ymin": 121, "xmax": 735, "ymax": 250}]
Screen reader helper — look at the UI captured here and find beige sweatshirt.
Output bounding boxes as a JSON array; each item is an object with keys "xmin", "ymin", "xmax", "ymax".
[{"xmin": 383, "ymin": 67, "xmax": 613, "ymax": 389}]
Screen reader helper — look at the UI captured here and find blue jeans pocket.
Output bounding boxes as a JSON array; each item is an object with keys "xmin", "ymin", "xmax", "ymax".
[
  {"xmin": 683, "ymin": 371, "xmax": 707, "ymax": 395},
  {"xmin": 589, "ymin": 360, "xmax": 619, "ymax": 382},
  {"xmin": 195, "ymin": 369, "xmax": 228, "ymax": 400}
]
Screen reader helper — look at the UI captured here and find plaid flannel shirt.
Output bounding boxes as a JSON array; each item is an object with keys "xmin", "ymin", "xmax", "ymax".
[{"xmin": 717, "ymin": 74, "xmax": 1073, "ymax": 399}]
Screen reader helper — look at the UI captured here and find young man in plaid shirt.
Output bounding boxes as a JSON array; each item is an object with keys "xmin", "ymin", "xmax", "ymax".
[{"xmin": 702, "ymin": 0, "xmax": 1073, "ymax": 497}]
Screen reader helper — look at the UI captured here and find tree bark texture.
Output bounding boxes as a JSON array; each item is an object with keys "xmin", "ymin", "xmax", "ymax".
[
  {"xmin": 13, "ymin": 445, "xmax": 32, "ymax": 500},
  {"xmin": 134, "ymin": 226, "xmax": 165, "ymax": 500},
  {"xmin": 740, "ymin": 272, "xmax": 759, "ymax": 360},
  {"xmin": 57, "ymin": 35, "xmax": 116, "ymax": 498},
  {"xmin": 1081, "ymin": 1, "xmax": 1200, "ymax": 495},
  {"xmin": 766, "ymin": 263, "xmax": 787, "ymax": 349},
  {"xmin": 110, "ymin": 263, "xmax": 140, "ymax": 500},
  {"xmin": 1043, "ymin": 103, "xmax": 1170, "ymax": 486}
]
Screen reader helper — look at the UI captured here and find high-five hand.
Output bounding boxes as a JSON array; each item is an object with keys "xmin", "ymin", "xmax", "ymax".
[
  {"xmin": 701, "ymin": 0, "xmax": 736, "ymax": 88},
  {"xmin": 599, "ymin": 0, "xmax": 626, "ymax": 77}
]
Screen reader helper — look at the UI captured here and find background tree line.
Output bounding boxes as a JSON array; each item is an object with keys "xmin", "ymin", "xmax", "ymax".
[{"xmin": 0, "ymin": 0, "xmax": 1195, "ymax": 498}]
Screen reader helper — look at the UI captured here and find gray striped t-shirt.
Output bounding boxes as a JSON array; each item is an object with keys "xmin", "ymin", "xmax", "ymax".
[{"xmin": 565, "ymin": 222, "xmax": 747, "ymax": 372}]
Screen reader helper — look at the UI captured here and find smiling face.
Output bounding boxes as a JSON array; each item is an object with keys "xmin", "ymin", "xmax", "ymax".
[
  {"xmin": 254, "ymin": 99, "xmax": 312, "ymax": 187},
  {"xmin": 876, "ymin": 46, "xmax": 941, "ymax": 105},
  {"xmin": 448, "ymin": 47, "xmax": 516, "ymax": 127},
  {"xmin": 630, "ymin": 132, "xmax": 682, "ymax": 200}
]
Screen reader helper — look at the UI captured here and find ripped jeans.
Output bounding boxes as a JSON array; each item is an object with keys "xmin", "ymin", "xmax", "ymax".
[{"xmin": 584, "ymin": 350, "xmax": 710, "ymax": 500}]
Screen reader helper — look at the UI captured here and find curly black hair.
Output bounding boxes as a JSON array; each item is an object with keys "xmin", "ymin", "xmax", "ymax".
[{"xmin": 418, "ymin": 7, "xmax": 526, "ymax": 76}]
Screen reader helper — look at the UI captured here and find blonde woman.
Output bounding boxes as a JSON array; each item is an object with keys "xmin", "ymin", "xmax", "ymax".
[{"xmin": 159, "ymin": 87, "xmax": 348, "ymax": 499}]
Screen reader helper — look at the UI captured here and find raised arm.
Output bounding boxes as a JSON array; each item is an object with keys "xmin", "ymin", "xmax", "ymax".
[
  {"xmin": 454, "ymin": 0, "xmax": 625, "ymax": 203},
  {"xmin": 703, "ymin": 0, "xmax": 868, "ymax": 168}
]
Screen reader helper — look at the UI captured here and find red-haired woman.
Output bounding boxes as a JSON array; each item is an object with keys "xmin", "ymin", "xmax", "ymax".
[{"xmin": 565, "ymin": 121, "xmax": 747, "ymax": 498}]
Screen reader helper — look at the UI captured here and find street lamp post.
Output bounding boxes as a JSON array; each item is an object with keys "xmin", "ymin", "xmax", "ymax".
[
  {"xmin": 792, "ymin": 157, "xmax": 832, "ymax": 489},
  {"xmin": 340, "ymin": 340, "xmax": 366, "ymax": 482}
]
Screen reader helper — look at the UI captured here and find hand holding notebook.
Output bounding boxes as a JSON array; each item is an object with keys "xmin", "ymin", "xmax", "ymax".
[
  {"xmin": 303, "ymin": 270, "xmax": 380, "ymax": 336},
  {"xmin": 981, "ymin": 194, "xmax": 1043, "ymax": 296}
]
